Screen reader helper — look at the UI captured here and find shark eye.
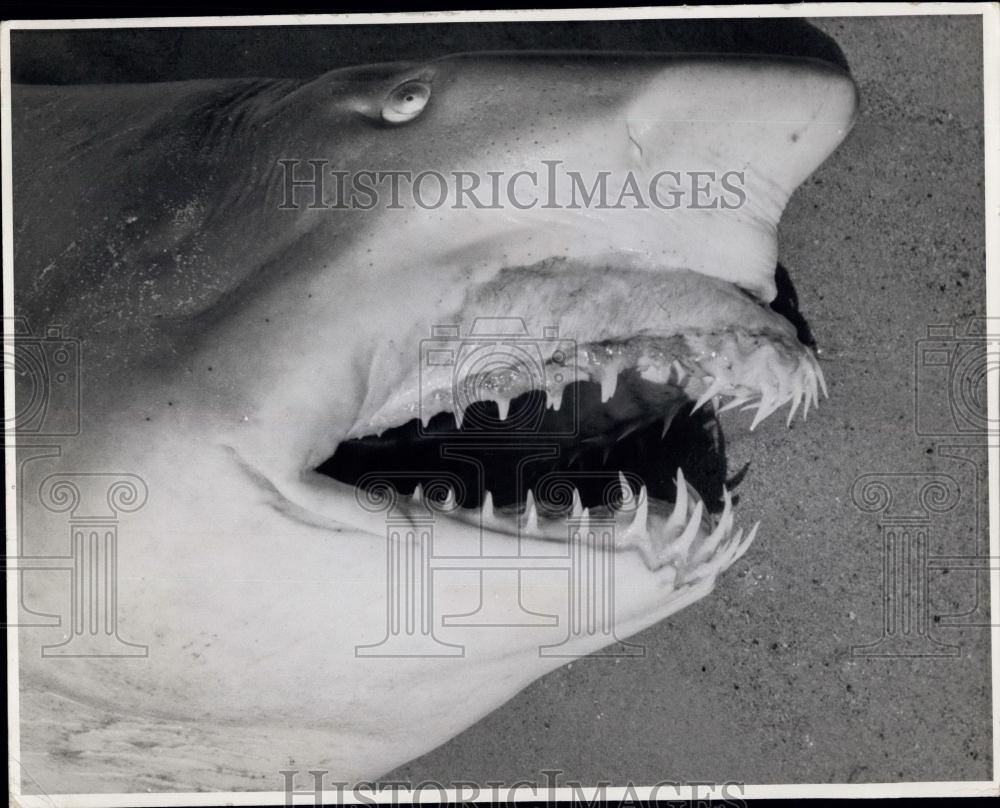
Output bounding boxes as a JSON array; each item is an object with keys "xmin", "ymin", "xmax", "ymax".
[{"xmin": 382, "ymin": 80, "xmax": 431, "ymax": 124}]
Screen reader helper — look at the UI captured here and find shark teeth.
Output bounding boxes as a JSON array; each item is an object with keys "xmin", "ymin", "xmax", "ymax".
[
  {"xmin": 649, "ymin": 333, "xmax": 827, "ymax": 430},
  {"xmin": 351, "ymin": 326, "xmax": 826, "ymax": 439},
  {"xmin": 599, "ymin": 357, "xmax": 624, "ymax": 402},
  {"xmin": 495, "ymin": 396, "xmax": 510, "ymax": 421},
  {"xmin": 401, "ymin": 467, "xmax": 759, "ymax": 575},
  {"xmin": 575, "ymin": 335, "xmax": 825, "ymax": 437}
]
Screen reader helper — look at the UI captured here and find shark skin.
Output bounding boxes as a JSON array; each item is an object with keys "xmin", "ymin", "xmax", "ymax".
[{"xmin": 11, "ymin": 51, "xmax": 857, "ymax": 792}]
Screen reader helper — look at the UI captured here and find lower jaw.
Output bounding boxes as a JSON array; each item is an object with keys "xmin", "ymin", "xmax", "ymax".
[{"xmin": 349, "ymin": 466, "xmax": 759, "ymax": 583}]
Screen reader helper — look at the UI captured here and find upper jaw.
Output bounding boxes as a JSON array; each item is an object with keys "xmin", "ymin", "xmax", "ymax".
[
  {"xmin": 355, "ymin": 326, "xmax": 825, "ymax": 441},
  {"xmin": 346, "ymin": 261, "xmax": 824, "ymax": 441}
]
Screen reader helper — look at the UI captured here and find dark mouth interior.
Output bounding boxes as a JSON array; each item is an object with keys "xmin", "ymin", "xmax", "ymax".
[{"xmin": 318, "ymin": 369, "xmax": 742, "ymax": 516}]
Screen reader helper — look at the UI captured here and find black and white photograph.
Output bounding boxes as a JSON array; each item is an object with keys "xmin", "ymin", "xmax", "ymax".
[{"xmin": 3, "ymin": 4, "xmax": 999, "ymax": 804}]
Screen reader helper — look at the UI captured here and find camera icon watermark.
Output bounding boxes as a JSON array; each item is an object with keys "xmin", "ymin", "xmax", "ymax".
[
  {"xmin": 914, "ymin": 317, "xmax": 1000, "ymax": 437},
  {"xmin": 3, "ymin": 317, "xmax": 81, "ymax": 437},
  {"xmin": 418, "ymin": 317, "xmax": 578, "ymax": 437}
]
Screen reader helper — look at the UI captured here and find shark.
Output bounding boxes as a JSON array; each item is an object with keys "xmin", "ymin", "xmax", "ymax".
[{"xmin": 10, "ymin": 43, "xmax": 857, "ymax": 793}]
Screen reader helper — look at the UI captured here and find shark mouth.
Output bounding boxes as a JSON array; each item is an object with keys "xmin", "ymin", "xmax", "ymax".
[
  {"xmin": 282, "ymin": 49, "xmax": 853, "ymax": 580},
  {"xmin": 316, "ymin": 302, "xmax": 825, "ymax": 575}
]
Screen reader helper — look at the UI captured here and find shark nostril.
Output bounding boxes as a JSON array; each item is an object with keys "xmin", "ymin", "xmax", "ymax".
[{"xmin": 626, "ymin": 121, "xmax": 645, "ymax": 166}]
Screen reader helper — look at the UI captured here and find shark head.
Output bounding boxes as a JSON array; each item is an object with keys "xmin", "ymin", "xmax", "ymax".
[{"xmin": 13, "ymin": 49, "xmax": 857, "ymax": 790}]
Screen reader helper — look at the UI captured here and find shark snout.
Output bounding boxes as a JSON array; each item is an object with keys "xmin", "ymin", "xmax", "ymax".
[{"xmin": 622, "ymin": 57, "xmax": 859, "ymax": 180}]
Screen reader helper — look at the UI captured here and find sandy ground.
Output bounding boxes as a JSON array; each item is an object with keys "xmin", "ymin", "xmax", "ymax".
[
  {"xmin": 384, "ymin": 15, "xmax": 994, "ymax": 786},
  {"xmin": 8, "ymin": 13, "xmax": 992, "ymax": 791}
]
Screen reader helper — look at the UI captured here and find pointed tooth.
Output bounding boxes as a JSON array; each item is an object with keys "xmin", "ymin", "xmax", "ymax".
[
  {"xmin": 721, "ymin": 522, "xmax": 756, "ymax": 567},
  {"xmin": 661, "ymin": 410, "xmax": 676, "ymax": 438},
  {"xmin": 524, "ymin": 490, "xmax": 539, "ymax": 534},
  {"xmin": 703, "ymin": 488, "xmax": 734, "ymax": 557},
  {"xmin": 628, "ymin": 485, "xmax": 649, "ymax": 538},
  {"xmin": 664, "ymin": 498, "xmax": 686, "ymax": 537},
  {"xmin": 496, "ymin": 397, "xmax": 510, "ymax": 421},
  {"xmin": 815, "ymin": 362, "xmax": 828, "ymax": 398},
  {"xmin": 802, "ymin": 369, "xmax": 815, "ymax": 414},
  {"xmin": 691, "ymin": 388, "xmax": 712, "ymax": 414},
  {"xmin": 804, "ymin": 363, "xmax": 822, "ymax": 416},
  {"xmin": 674, "ymin": 500, "xmax": 704, "ymax": 558},
  {"xmin": 717, "ymin": 395, "xmax": 748, "ymax": 413},
  {"xmin": 672, "ymin": 360, "xmax": 687, "ymax": 383},
  {"xmin": 571, "ymin": 487, "xmax": 583, "ymax": 518},
  {"xmin": 716, "ymin": 528, "xmax": 744, "ymax": 568},
  {"xmin": 675, "ymin": 468, "xmax": 689, "ymax": 516},
  {"xmin": 412, "ymin": 483, "xmax": 423, "ymax": 503},
  {"xmin": 616, "ymin": 419, "xmax": 646, "ymax": 443},
  {"xmin": 704, "ymin": 518, "xmax": 730, "ymax": 559},
  {"xmin": 548, "ymin": 387, "xmax": 563, "ymax": 411},
  {"xmin": 442, "ymin": 487, "xmax": 456, "ymax": 510},
  {"xmin": 692, "ymin": 378, "xmax": 724, "ymax": 413},
  {"xmin": 659, "ymin": 399, "xmax": 683, "ymax": 439},
  {"xmin": 482, "ymin": 490, "xmax": 495, "ymax": 522},
  {"xmin": 600, "ymin": 368, "xmax": 618, "ymax": 403},
  {"xmin": 454, "ymin": 403, "xmax": 465, "ymax": 429},
  {"xmin": 579, "ymin": 508, "xmax": 590, "ymax": 534},
  {"xmin": 750, "ymin": 395, "xmax": 781, "ymax": 430},
  {"xmin": 601, "ymin": 445, "xmax": 612, "ymax": 466},
  {"xmin": 734, "ymin": 521, "xmax": 760, "ymax": 561},
  {"xmin": 786, "ymin": 388, "xmax": 803, "ymax": 427},
  {"xmin": 664, "ymin": 470, "xmax": 688, "ymax": 535},
  {"xmin": 618, "ymin": 471, "xmax": 631, "ymax": 506},
  {"xmin": 697, "ymin": 514, "xmax": 729, "ymax": 563}
]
